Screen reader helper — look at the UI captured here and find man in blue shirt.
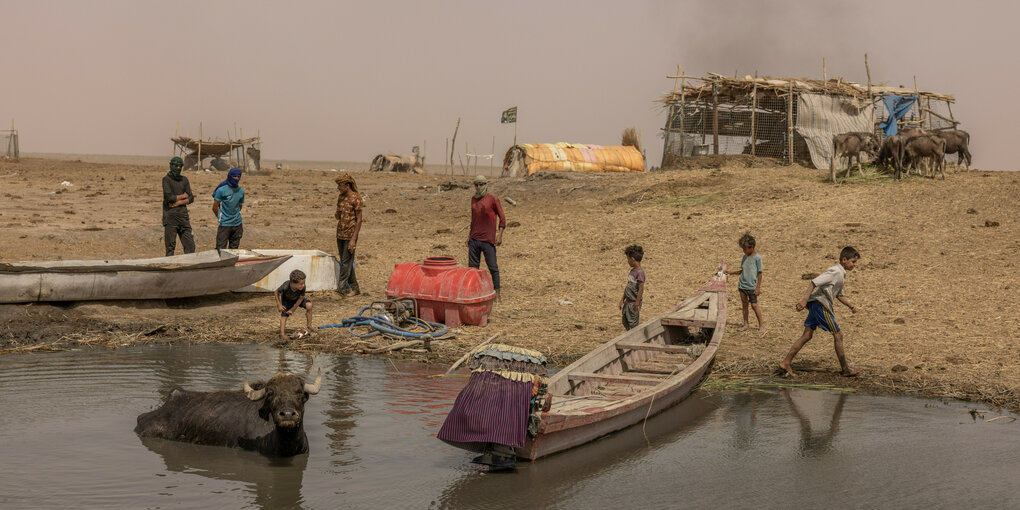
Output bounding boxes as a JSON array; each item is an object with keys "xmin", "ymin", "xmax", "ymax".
[{"xmin": 212, "ymin": 168, "xmax": 245, "ymax": 249}]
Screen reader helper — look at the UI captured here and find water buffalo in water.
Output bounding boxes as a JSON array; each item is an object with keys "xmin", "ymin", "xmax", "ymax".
[
  {"xmin": 933, "ymin": 129, "xmax": 972, "ymax": 170},
  {"xmin": 830, "ymin": 132, "xmax": 879, "ymax": 182},
  {"xmin": 135, "ymin": 370, "xmax": 322, "ymax": 457},
  {"xmin": 903, "ymin": 134, "xmax": 947, "ymax": 180}
]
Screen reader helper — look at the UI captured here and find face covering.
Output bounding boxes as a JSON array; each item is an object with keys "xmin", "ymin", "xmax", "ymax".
[
  {"xmin": 473, "ymin": 183, "xmax": 488, "ymax": 199},
  {"xmin": 167, "ymin": 165, "xmax": 183, "ymax": 181},
  {"xmin": 213, "ymin": 168, "xmax": 243, "ymax": 196}
]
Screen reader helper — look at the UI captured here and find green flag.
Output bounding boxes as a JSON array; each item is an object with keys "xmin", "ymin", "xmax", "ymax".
[{"xmin": 500, "ymin": 106, "xmax": 517, "ymax": 124}]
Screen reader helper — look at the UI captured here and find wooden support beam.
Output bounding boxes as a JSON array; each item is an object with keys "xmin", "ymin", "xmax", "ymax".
[
  {"xmin": 566, "ymin": 372, "xmax": 664, "ymax": 385},
  {"xmin": 615, "ymin": 342, "xmax": 693, "ymax": 353}
]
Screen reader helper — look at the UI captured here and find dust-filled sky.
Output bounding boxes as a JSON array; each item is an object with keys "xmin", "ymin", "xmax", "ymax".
[{"xmin": 1, "ymin": 0, "xmax": 1014, "ymax": 169}]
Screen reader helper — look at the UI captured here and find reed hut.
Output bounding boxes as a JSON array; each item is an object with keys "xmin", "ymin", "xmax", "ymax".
[
  {"xmin": 171, "ymin": 135, "xmax": 261, "ymax": 172},
  {"xmin": 659, "ymin": 71, "xmax": 958, "ymax": 169},
  {"xmin": 369, "ymin": 153, "xmax": 422, "ymax": 173},
  {"xmin": 502, "ymin": 143, "xmax": 645, "ymax": 177}
]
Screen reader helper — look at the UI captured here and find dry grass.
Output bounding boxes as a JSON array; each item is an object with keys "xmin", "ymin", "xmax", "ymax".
[{"xmin": 0, "ymin": 157, "xmax": 1018, "ymax": 411}]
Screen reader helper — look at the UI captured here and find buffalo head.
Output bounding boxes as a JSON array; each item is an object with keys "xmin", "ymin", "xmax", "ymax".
[{"xmin": 243, "ymin": 369, "xmax": 322, "ymax": 429}]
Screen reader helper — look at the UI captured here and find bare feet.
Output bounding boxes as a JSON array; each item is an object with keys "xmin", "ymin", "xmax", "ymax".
[
  {"xmin": 779, "ymin": 362, "xmax": 796, "ymax": 377},
  {"xmin": 758, "ymin": 326, "xmax": 767, "ymax": 338},
  {"xmin": 841, "ymin": 368, "xmax": 861, "ymax": 377},
  {"xmin": 740, "ymin": 323, "xmax": 750, "ymax": 330}
]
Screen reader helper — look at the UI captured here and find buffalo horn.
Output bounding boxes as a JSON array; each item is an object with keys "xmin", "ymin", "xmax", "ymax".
[
  {"xmin": 304, "ymin": 369, "xmax": 322, "ymax": 395},
  {"xmin": 244, "ymin": 377, "xmax": 267, "ymax": 401}
]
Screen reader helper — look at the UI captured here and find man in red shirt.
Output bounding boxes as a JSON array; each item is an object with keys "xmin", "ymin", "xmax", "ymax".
[{"xmin": 468, "ymin": 175, "xmax": 506, "ymax": 301}]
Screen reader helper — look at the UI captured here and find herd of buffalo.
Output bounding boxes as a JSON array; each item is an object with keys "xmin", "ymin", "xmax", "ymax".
[{"xmin": 831, "ymin": 128, "xmax": 972, "ymax": 182}]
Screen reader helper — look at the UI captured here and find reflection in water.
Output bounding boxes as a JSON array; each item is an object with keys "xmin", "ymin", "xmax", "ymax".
[
  {"xmin": 783, "ymin": 389, "xmax": 847, "ymax": 457},
  {"xmin": 1, "ymin": 346, "xmax": 1017, "ymax": 509},
  {"xmin": 435, "ymin": 396, "xmax": 719, "ymax": 509},
  {"xmin": 140, "ymin": 436, "xmax": 308, "ymax": 509},
  {"xmin": 325, "ymin": 355, "xmax": 360, "ymax": 468}
]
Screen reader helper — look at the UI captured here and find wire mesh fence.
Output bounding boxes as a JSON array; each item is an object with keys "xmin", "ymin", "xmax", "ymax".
[{"xmin": 661, "ymin": 90, "xmax": 804, "ymax": 168}]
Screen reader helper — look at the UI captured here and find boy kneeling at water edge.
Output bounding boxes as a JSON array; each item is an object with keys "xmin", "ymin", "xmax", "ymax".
[
  {"xmin": 276, "ymin": 270, "xmax": 313, "ymax": 341},
  {"xmin": 780, "ymin": 246, "xmax": 861, "ymax": 378}
]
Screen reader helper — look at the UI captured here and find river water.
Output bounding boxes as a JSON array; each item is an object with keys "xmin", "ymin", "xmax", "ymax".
[{"xmin": 0, "ymin": 344, "xmax": 1015, "ymax": 509}]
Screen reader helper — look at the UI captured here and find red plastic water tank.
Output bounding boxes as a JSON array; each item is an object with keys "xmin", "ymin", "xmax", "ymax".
[{"xmin": 385, "ymin": 256, "xmax": 495, "ymax": 328}]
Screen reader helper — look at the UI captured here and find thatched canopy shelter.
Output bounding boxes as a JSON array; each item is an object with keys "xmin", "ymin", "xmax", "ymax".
[{"xmin": 171, "ymin": 136, "xmax": 261, "ymax": 171}]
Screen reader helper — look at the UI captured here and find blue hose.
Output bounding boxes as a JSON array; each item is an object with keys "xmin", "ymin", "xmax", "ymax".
[{"xmin": 318, "ymin": 306, "xmax": 448, "ymax": 339}]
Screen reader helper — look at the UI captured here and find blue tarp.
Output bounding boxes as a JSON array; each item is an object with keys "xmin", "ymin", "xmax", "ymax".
[{"xmin": 879, "ymin": 95, "xmax": 918, "ymax": 136}]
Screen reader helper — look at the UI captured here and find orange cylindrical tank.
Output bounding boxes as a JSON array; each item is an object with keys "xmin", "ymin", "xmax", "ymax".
[{"xmin": 385, "ymin": 256, "xmax": 495, "ymax": 327}]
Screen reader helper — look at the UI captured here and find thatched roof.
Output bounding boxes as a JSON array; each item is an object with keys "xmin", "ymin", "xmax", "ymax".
[
  {"xmin": 170, "ymin": 136, "xmax": 260, "ymax": 157},
  {"xmin": 660, "ymin": 72, "xmax": 955, "ymax": 105}
]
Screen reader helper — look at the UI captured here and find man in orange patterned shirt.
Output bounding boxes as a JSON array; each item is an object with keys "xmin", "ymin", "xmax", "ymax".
[{"xmin": 334, "ymin": 173, "xmax": 363, "ymax": 296}]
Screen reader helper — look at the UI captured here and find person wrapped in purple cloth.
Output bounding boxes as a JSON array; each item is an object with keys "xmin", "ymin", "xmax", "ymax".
[{"xmin": 438, "ymin": 344, "xmax": 547, "ymax": 471}]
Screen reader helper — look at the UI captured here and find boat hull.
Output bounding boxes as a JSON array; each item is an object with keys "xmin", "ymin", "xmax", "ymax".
[
  {"xmin": 0, "ymin": 251, "xmax": 290, "ymax": 303},
  {"xmin": 515, "ymin": 265, "xmax": 727, "ymax": 461}
]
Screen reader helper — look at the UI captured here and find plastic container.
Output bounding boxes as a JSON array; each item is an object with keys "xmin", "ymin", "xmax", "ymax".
[{"xmin": 385, "ymin": 256, "xmax": 495, "ymax": 327}]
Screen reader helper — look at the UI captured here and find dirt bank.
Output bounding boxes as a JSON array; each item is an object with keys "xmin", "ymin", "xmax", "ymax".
[{"xmin": 1, "ymin": 157, "xmax": 1017, "ymax": 410}]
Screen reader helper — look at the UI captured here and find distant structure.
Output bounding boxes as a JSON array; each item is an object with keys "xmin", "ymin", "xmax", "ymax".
[
  {"xmin": 2, "ymin": 121, "xmax": 19, "ymax": 161},
  {"xmin": 171, "ymin": 132, "xmax": 261, "ymax": 172},
  {"xmin": 370, "ymin": 153, "xmax": 422, "ymax": 173},
  {"xmin": 502, "ymin": 143, "xmax": 644, "ymax": 177},
  {"xmin": 658, "ymin": 70, "xmax": 959, "ymax": 169}
]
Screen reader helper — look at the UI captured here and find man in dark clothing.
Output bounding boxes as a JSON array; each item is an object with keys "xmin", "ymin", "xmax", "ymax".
[
  {"xmin": 467, "ymin": 175, "xmax": 506, "ymax": 301},
  {"xmin": 162, "ymin": 156, "xmax": 195, "ymax": 256}
]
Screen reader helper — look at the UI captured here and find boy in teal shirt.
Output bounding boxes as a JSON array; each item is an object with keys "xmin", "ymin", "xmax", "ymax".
[
  {"xmin": 212, "ymin": 168, "xmax": 245, "ymax": 249},
  {"xmin": 726, "ymin": 232, "xmax": 765, "ymax": 335}
]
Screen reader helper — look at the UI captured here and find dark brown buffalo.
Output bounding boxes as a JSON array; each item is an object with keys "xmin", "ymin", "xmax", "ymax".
[
  {"xmin": 933, "ymin": 129, "xmax": 972, "ymax": 169},
  {"xmin": 877, "ymin": 134, "xmax": 908, "ymax": 179},
  {"xmin": 903, "ymin": 134, "xmax": 947, "ymax": 180},
  {"xmin": 831, "ymin": 132, "xmax": 879, "ymax": 182},
  {"xmin": 135, "ymin": 370, "xmax": 322, "ymax": 457}
]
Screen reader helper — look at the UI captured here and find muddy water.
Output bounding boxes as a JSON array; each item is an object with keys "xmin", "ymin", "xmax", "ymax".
[{"xmin": 0, "ymin": 345, "xmax": 1016, "ymax": 509}]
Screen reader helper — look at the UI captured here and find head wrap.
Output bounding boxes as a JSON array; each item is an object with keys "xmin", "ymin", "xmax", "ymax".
[
  {"xmin": 168, "ymin": 157, "xmax": 184, "ymax": 181},
  {"xmin": 334, "ymin": 172, "xmax": 358, "ymax": 193},
  {"xmin": 213, "ymin": 168, "xmax": 243, "ymax": 196},
  {"xmin": 472, "ymin": 175, "xmax": 488, "ymax": 199}
]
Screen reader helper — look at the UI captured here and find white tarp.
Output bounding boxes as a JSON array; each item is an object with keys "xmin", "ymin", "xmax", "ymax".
[{"xmin": 796, "ymin": 93, "xmax": 872, "ymax": 170}]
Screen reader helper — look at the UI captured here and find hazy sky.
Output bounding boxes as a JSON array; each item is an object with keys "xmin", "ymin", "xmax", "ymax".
[{"xmin": 2, "ymin": 0, "xmax": 1014, "ymax": 169}]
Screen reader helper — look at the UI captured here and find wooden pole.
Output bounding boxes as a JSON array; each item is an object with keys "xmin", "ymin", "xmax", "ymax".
[
  {"xmin": 680, "ymin": 72, "xmax": 686, "ymax": 159},
  {"xmin": 750, "ymin": 78, "xmax": 758, "ymax": 156},
  {"xmin": 444, "ymin": 332, "xmax": 501, "ymax": 374},
  {"xmin": 662, "ymin": 64, "xmax": 681, "ymax": 167},
  {"xmin": 913, "ymin": 76, "xmax": 923, "ymax": 126},
  {"xmin": 450, "ymin": 117, "xmax": 460, "ymax": 167},
  {"xmin": 712, "ymin": 82, "xmax": 719, "ymax": 155},
  {"xmin": 513, "ymin": 119, "xmax": 518, "ymax": 146},
  {"xmin": 865, "ymin": 53, "xmax": 874, "ymax": 131},
  {"xmin": 787, "ymin": 84, "xmax": 794, "ymax": 164},
  {"xmin": 445, "ymin": 138, "xmax": 449, "ymax": 175},
  {"xmin": 822, "ymin": 57, "xmax": 827, "ymax": 93},
  {"xmin": 198, "ymin": 122, "xmax": 202, "ymax": 171}
]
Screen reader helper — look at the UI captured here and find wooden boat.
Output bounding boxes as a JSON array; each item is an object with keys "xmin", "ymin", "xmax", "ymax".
[
  {"xmin": 224, "ymin": 249, "xmax": 340, "ymax": 293},
  {"xmin": 0, "ymin": 250, "xmax": 291, "ymax": 303},
  {"xmin": 517, "ymin": 263, "xmax": 727, "ymax": 460}
]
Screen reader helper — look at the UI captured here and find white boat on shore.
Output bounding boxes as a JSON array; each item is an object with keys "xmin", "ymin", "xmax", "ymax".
[
  {"xmin": 224, "ymin": 249, "xmax": 340, "ymax": 292},
  {"xmin": 0, "ymin": 250, "xmax": 290, "ymax": 303}
]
